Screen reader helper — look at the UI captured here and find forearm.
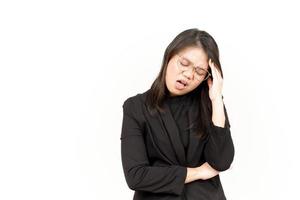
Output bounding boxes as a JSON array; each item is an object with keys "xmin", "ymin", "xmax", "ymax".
[
  {"xmin": 184, "ymin": 162, "xmax": 219, "ymax": 184},
  {"xmin": 211, "ymin": 96, "xmax": 225, "ymax": 128},
  {"xmin": 185, "ymin": 167, "xmax": 201, "ymax": 183}
]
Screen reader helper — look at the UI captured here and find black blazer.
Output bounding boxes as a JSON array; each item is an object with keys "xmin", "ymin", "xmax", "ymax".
[{"xmin": 120, "ymin": 89, "xmax": 235, "ymax": 200}]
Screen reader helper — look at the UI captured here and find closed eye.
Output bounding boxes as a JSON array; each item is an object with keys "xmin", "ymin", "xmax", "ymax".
[{"xmin": 180, "ymin": 61, "xmax": 189, "ymax": 66}]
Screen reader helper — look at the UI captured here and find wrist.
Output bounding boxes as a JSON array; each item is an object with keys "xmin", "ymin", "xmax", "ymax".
[
  {"xmin": 185, "ymin": 167, "xmax": 202, "ymax": 183},
  {"xmin": 195, "ymin": 166, "xmax": 204, "ymax": 180},
  {"xmin": 211, "ymin": 95, "xmax": 223, "ymax": 103}
]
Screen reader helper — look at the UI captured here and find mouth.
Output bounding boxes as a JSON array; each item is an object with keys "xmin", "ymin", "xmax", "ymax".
[
  {"xmin": 177, "ymin": 79, "xmax": 188, "ymax": 86},
  {"xmin": 175, "ymin": 79, "xmax": 188, "ymax": 89}
]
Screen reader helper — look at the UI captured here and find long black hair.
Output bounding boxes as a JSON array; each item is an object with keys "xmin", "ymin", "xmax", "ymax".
[{"xmin": 145, "ymin": 28, "xmax": 230, "ymax": 139}]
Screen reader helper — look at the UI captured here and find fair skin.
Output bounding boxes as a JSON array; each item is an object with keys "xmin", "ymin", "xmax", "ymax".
[{"xmin": 165, "ymin": 46, "xmax": 226, "ymax": 183}]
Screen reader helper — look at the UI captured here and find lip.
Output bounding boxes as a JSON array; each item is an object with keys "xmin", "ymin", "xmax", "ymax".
[
  {"xmin": 176, "ymin": 79, "xmax": 188, "ymax": 87},
  {"xmin": 175, "ymin": 81, "xmax": 186, "ymax": 90}
]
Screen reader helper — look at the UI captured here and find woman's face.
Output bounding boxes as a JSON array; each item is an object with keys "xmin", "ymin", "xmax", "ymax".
[{"xmin": 165, "ymin": 46, "xmax": 209, "ymax": 96}]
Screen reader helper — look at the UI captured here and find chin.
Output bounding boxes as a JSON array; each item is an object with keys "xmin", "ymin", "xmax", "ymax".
[{"xmin": 172, "ymin": 89, "xmax": 190, "ymax": 96}]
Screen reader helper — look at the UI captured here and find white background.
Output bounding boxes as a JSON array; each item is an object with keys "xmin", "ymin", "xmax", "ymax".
[{"xmin": 1, "ymin": 0, "xmax": 300, "ymax": 199}]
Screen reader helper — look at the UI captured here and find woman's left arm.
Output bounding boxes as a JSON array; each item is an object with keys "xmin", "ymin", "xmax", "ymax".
[
  {"xmin": 204, "ymin": 98, "xmax": 235, "ymax": 172},
  {"xmin": 204, "ymin": 59, "xmax": 235, "ymax": 172}
]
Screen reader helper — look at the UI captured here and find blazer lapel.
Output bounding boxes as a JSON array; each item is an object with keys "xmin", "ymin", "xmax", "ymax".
[
  {"xmin": 186, "ymin": 103, "xmax": 201, "ymax": 162},
  {"xmin": 142, "ymin": 103, "xmax": 179, "ymax": 165},
  {"xmin": 158, "ymin": 100, "xmax": 187, "ymax": 166},
  {"xmin": 140, "ymin": 92, "xmax": 186, "ymax": 166}
]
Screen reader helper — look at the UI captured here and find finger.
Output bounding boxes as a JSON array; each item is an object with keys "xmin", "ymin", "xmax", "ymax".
[
  {"xmin": 210, "ymin": 59, "xmax": 222, "ymax": 81},
  {"xmin": 215, "ymin": 67, "xmax": 221, "ymax": 81},
  {"xmin": 207, "ymin": 77, "xmax": 212, "ymax": 88},
  {"xmin": 215, "ymin": 65, "xmax": 221, "ymax": 80},
  {"xmin": 209, "ymin": 59, "xmax": 218, "ymax": 80}
]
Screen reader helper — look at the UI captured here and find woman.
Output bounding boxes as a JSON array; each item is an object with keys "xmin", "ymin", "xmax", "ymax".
[{"xmin": 120, "ymin": 28, "xmax": 235, "ymax": 200}]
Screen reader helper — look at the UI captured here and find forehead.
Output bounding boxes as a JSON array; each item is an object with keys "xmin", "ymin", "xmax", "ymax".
[{"xmin": 178, "ymin": 47, "xmax": 209, "ymax": 69}]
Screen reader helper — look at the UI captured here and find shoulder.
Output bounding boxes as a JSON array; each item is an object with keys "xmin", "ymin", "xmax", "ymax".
[
  {"xmin": 122, "ymin": 88, "xmax": 150, "ymax": 109},
  {"xmin": 122, "ymin": 89, "xmax": 150, "ymax": 122}
]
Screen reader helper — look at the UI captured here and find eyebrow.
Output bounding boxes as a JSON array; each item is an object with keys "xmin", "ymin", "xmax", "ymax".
[{"xmin": 180, "ymin": 56, "xmax": 205, "ymax": 69}]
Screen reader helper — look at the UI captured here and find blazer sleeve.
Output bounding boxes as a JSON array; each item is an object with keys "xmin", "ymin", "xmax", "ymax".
[
  {"xmin": 120, "ymin": 97, "xmax": 187, "ymax": 195},
  {"xmin": 204, "ymin": 103, "xmax": 235, "ymax": 172}
]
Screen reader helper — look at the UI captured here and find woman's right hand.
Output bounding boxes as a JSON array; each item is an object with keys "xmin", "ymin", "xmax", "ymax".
[
  {"xmin": 197, "ymin": 162, "xmax": 220, "ymax": 180},
  {"xmin": 185, "ymin": 162, "xmax": 220, "ymax": 183}
]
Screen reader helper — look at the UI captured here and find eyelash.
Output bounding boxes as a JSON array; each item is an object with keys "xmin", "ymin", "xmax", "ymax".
[{"xmin": 180, "ymin": 61, "xmax": 189, "ymax": 66}]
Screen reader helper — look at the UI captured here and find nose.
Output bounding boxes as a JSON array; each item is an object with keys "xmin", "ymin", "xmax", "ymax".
[{"xmin": 182, "ymin": 67, "xmax": 194, "ymax": 80}]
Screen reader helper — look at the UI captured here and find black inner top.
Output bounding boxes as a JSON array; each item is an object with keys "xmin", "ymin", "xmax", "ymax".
[{"xmin": 165, "ymin": 93, "xmax": 192, "ymax": 152}]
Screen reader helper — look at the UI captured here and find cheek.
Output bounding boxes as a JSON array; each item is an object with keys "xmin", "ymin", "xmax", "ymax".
[
  {"xmin": 191, "ymin": 80, "xmax": 203, "ymax": 89},
  {"xmin": 166, "ymin": 65, "xmax": 177, "ymax": 82}
]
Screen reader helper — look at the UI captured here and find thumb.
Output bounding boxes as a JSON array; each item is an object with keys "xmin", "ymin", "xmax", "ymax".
[{"xmin": 207, "ymin": 77, "xmax": 212, "ymax": 89}]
